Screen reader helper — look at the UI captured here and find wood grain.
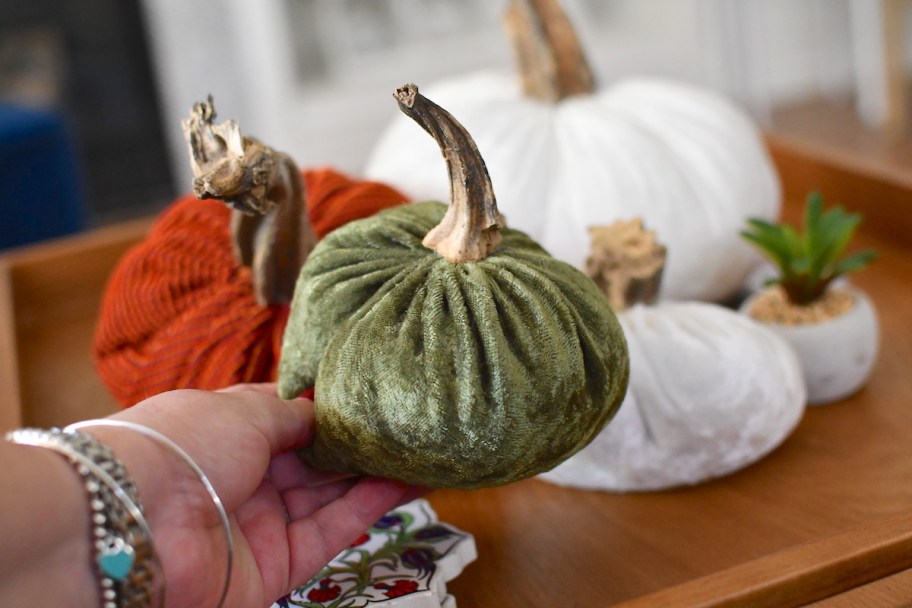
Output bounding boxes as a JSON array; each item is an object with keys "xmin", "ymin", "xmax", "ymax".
[
  {"xmin": 807, "ymin": 568, "xmax": 912, "ymax": 607},
  {"xmin": 767, "ymin": 98, "xmax": 912, "ymax": 246},
  {"xmin": 0, "ymin": 217, "xmax": 152, "ymax": 431},
  {"xmin": 613, "ymin": 508, "xmax": 912, "ymax": 607},
  {"xmin": 0, "ymin": 263, "xmax": 22, "ymax": 430}
]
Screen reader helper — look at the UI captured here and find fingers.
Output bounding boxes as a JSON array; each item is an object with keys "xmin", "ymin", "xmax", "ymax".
[
  {"xmin": 282, "ymin": 478, "xmax": 360, "ymax": 520},
  {"xmin": 233, "ymin": 481, "xmax": 296, "ymax": 598},
  {"xmin": 210, "ymin": 384, "xmax": 317, "ymax": 455},
  {"xmin": 235, "ymin": 393, "xmax": 317, "ymax": 456},
  {"xmin": 109, "ymin": 386, "xmax": 318, "ymax": 511},
  {"xmin": 399, "ymin": 485, "xmax": 432, "ymax": 506},
  {"xmin": 269, "ymin": 452, "xmax": 356, "ymax": 491},
  {"xmin": 125, "ymin": 386, "xmax": 317, "ymax": 457},
  {"xmin": 285, "ymin": 478, "xmax": 412, "ymax": 588},
  {"xmin": 216, "ymin": 382, "xmax": 278, "ymax": 395}
]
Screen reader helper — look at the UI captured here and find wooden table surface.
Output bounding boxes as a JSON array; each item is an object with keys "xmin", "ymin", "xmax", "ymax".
[
  {"xmin": 424, "ymin": 136, "xmax": 912, "ymax": 607},
  {"xmin": 427, "ymin": 236, "xmax": 912, "ymax": 605},
  {"xmin": 1, "ymin": 134, "xmax": 911, "ymax": 606}
]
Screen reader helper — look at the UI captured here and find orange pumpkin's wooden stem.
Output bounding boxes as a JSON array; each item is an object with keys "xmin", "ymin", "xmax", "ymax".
[
  {"xmin": 93, "ymin": 168, "xmax": 408, "ymax": 407},
  {"xmin": 183, "ymin": 98, "xmax": 316, "ymax": 305},
  {"xmin": 394, "ymin": 84, "xmax": 503, "ymax": 264},
  {"xmin": 504, "ymin": 0, "xmax": 595, "ymax": 102}
]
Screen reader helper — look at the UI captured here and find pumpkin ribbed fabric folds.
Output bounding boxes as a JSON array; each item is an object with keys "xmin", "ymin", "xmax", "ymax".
[
  {"xmin": 279, "ymin": 201, "xmax": 629, "ymax": 488},
  {"xmin": 94, "ymin": 168, "xmax": 407, "ymax": 406}
]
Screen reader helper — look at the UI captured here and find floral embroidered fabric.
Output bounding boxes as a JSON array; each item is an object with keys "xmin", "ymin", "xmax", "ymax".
[{"xmin": 273, "ymin": 499, "xmax": 475, "ymax": 608}]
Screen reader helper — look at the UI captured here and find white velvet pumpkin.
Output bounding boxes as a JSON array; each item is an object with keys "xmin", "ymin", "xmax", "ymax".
[
  {"xmin": 538, "ymin": 301, "xmax": 805, "ymax": 492},
  {"xmin": 366, "ymin": 71, "xmax": 781, "ymax": 302}
]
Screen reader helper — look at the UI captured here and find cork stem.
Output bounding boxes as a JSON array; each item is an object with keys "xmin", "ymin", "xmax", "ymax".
[
  {"xmin": 586, "ymin": 219, "xmax": 666, "ymax": 311},
  {"xmin": 394, "ymin": 84, "xmax": 503, "ymax": 263},
  {"xmin": 182, "ymin": 97, "xmax": 316, "ymax": 305},
  {"xmin": 503, "ymin": 0, "xmax": 595, "ymax": 102}
]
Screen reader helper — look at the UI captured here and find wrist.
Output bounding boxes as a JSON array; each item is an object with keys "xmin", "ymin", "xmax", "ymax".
[
  {"xmin": 5, "ymin": 427, "xmax": 166, "ymax": 607},
  {"xmin": 74, "ymin": 426, "xmax": 178, "ymax": 525},
  {"xmin": 70, "ymin": 420, "xmax": 234, "ymax": 608},
  {"xmin": 0, "ymin": 441, "xmax": 98, "ymax": 608}
]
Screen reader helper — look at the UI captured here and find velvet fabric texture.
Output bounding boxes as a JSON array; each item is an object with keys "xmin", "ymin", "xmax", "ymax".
[
  {"xmin": 279, "ymin": 201, "xmax": 630, "ymax": 488},
  {"xmin": 539, "ymin": 302, "xmax": 806, "ymax": 491},
  {"xmin": 94, "ymin": 168, "xmax": 407, "ymax": 406}
]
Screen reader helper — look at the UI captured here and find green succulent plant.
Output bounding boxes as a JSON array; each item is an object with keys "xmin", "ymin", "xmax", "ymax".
[{"xmin": 741, "ymin": 192, "xmax": 877, "ymax": 306}]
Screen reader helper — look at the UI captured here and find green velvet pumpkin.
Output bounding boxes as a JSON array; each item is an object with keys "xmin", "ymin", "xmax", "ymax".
[{"xmin": 277, "ymin": 85, "xmax": 629, "ymax": 488}]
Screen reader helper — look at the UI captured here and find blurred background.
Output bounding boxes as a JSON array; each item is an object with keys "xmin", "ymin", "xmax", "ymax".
[{"xmin": 1, "ymin": 0, "xmax": 910, "ymax": 249}]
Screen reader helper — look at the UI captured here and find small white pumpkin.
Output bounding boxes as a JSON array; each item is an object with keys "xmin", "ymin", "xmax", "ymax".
[
  {"xmin": 538, "ymin": 220, "xmax": 805, "ymax": 491},
  {"xmin": 366, "ymin": 0, "xmax": 780, "ymax": 302},
  {"xmin": 540, "ymin": 302, "xmax": 806, "ymax": 491}
]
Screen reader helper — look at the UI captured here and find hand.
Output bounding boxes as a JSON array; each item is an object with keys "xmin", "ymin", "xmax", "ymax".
[{"xmin": 90, "ymin": 384, "xmax": 423, "ymax": 608}]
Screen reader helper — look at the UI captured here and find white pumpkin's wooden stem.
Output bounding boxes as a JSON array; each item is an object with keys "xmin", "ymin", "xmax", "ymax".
[
  {"xmin": 586, "ymin": 219, "xmax": 666, "ymax": 311},
  {"xmin": 395, "ymin": 84, "xmax": 504, "ymax": 263},
  {"xmin": 504, "ymin": 0, "xmax": 595, "ymax": 102},
  {"xmin": 182, "ymin": 97, "xmax": 316, "ymax": 305}
]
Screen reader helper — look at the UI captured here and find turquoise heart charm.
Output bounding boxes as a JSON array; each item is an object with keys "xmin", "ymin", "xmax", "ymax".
[{"xmin": 98, "ymin": 537, "xmax": 135, "ymax": 580}]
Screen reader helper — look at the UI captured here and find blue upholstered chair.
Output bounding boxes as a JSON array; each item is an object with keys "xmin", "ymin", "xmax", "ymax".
[{"xmin": 0, "ymin": 104, "xmax": 86, "ymax": 250}]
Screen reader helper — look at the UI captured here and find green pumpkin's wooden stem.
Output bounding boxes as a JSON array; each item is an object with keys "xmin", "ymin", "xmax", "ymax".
[
  {"xmin": 182, "ymin": 97, "xmax": 316, "ymax": 305},
  {"xmin": 504, "ymin": 0, "xmax": 595, "ymax": 102},
  {"xmin": 395, "ymin": 84, "xmax": 504, "ymax": 263},
  {"xmin": 586, "ymin": 219, "xmax": 666, "ymax": 311}
]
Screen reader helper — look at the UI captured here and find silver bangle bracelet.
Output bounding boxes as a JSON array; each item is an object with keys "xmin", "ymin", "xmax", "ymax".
[
  {"xmin": 5, "ymin": 427, "xmax": 163, "ymax": 608},
  {"xmin": 67, "ymin": 420, "xmax": 234, "ymax": 608}
]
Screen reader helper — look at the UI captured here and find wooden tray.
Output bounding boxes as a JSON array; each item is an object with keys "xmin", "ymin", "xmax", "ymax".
[
  {"xmin": 429, "ymin": 136, "xmax": 912, "ymax": 607},
  {"xmin": 2, "ymin": 135, "xmax": 911, "ymax": 606},
  {"xmin": 0, "ymin": 217, "xmax": 152, "ymax": 430}
]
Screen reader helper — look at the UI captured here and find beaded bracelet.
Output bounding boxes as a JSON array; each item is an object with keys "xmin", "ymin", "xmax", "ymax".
[
  {"xmin": 67, "ymin": 420, "xmax": 234, "ymax": 608},
  {"xmin": 5, "ymin": 427, "xmax": 162, "ymax": 608}
]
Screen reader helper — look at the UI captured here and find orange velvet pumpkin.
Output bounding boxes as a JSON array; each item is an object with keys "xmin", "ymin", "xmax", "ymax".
[{"xmin": 94, "ymin": 168, "xmax": 407, "ymax": 406}]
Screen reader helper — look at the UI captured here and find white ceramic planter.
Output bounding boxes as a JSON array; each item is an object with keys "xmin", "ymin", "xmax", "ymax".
[{"xmin": 740, "ymin": 286, "xmax": 879, "ymax": 405}]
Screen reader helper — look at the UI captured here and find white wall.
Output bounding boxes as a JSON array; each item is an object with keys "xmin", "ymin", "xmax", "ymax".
[
  {"xmin": 141, "ymin": 0, "xmax": 877, "ymax": 193},
  {"xmin": 140, "ymin": 0, "xmax": 252, "ymax": 191}
]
